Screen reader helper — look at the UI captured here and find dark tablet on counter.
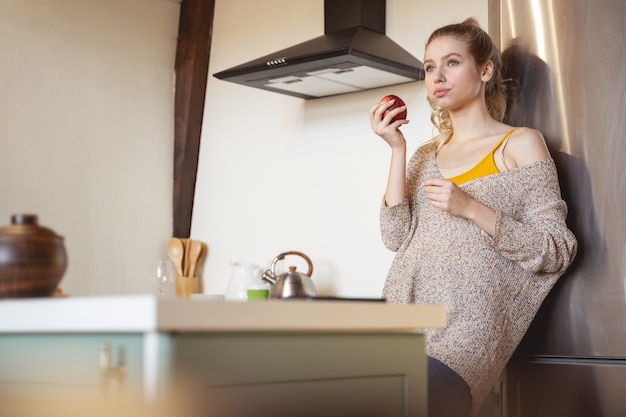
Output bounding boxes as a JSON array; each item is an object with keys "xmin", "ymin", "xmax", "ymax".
[{"xmin": 305, "ymin": 296, "xmax": 386, "ymax": 302}]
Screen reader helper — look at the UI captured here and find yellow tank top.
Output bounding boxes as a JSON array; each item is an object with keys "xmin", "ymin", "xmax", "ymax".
[{"xmin": 445, "ymin": 128, "xmax": 518, "ymax": 185}]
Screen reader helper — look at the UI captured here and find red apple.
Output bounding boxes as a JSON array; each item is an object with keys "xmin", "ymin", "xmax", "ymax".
[{"xmin": 381, "ymin": 94, "xmax": 407, "ymax": 122}]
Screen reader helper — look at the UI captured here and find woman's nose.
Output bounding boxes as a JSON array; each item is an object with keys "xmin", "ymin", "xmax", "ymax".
[{"xmin": 432, "ymin": 68, "xmax": 445, "ymax": 83}]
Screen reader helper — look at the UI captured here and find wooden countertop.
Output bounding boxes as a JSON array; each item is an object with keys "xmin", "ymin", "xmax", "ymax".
[{"xmin": 0, "ymin": 295, "xmax": 445, "ymax": 334}]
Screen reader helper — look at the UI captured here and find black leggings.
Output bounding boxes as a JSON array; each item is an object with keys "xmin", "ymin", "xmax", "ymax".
[{"xmin": 427, "ymin": 356, "xmax": 472, "ymax": 417}]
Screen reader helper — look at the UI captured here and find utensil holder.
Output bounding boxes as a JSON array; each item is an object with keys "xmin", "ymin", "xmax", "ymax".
[{"xmin": 175, "ymin": 275, "xmax": 198, "ymax": 299}]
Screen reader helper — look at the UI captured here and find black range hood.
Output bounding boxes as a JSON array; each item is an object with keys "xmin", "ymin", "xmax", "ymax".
[{"xmin": 212, "ymin": 0, "xmax": 424, "ymax": 99}]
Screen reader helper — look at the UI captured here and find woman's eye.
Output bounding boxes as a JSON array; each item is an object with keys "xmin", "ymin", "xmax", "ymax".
[
  {"xmin": 425, "ymin": 65, "xmax": 435, "ymax": 72},
  {"xmin": 448, "ymin": 60, "xmax": 459, "ymax": 66}
]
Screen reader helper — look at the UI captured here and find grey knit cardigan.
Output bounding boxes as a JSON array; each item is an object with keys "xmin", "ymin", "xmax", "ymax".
[{"xmin": 380, "ymin": 142, "xmax": 577, "ymax": 414}]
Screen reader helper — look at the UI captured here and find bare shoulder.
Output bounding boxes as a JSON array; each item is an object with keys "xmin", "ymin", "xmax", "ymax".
[{"xmin": 506, "ymin": 127, "xmax": 551, "ymax": 168}]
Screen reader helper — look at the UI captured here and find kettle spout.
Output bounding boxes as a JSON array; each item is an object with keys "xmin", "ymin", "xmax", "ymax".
[{"xmin": 261, "ymin": 270, "xmax": 277, "ymax": 285}]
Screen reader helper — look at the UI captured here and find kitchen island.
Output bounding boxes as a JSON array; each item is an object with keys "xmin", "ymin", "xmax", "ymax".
[{"xmin": 0, "ymin": 295, "xmax": 445, "ymax": 417}]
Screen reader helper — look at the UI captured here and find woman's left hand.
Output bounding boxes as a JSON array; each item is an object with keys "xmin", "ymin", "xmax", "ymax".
[
  {"xmin": 423, "ymin": 178, "xmax": 474, "ymax": 218},
  {"xmin": 423, "ymin": 178, "xmax": 497, "ymax": 235}
]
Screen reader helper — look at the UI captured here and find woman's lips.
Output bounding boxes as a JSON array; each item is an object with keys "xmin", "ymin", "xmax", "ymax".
[{"xmin": 433, "ymin": 88, "xmax": 449, "ymax": 98}]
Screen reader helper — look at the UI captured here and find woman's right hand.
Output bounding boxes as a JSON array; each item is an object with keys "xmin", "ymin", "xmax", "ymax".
[
  {"xmin": 369, "ymin": 99, "xmax": 409, "ymax": 149},
  {"xmin": 370, "ymin": 99, "xmax": 410, "ymax": 207}
]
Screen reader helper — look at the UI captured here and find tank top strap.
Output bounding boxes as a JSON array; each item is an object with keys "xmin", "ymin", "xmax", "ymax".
[{"xmin": 490, "ymin": 127, "xmax": 519, "ymax": 155}]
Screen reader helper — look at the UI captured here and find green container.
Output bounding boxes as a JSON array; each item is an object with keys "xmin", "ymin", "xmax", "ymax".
[{"xmin": 247, "ymin": 288, "xmax": 269, "ymax": 300}]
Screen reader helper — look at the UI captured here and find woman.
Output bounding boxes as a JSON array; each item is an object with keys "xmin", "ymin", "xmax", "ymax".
[{"xmin": 369, "ymin": 19, "xmax": 577, "ymax": 417}]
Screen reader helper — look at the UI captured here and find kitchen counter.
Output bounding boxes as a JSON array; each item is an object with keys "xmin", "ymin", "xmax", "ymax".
[
  {"xmin": 0, "ymin": 295, "xmax": 445, "ymax": 417},
  {"xmin": 0, "ymin": 294, "xmax": 445, "ymax": 333}
]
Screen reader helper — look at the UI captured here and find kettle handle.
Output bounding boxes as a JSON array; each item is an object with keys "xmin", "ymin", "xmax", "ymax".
[{"xmin": 270, "ymin": 251, "xmax": 313, "ymax": 277}]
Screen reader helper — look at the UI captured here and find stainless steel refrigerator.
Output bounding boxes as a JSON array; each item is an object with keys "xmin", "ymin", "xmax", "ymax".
[{"xmin": 477, "ymin": 1, "xmax": 626, "ymax": 416}]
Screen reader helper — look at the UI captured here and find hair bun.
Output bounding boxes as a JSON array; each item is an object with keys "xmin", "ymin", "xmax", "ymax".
[{"xmin": 461, "ymin": 17, "xmax": 481, "ymax": 28}]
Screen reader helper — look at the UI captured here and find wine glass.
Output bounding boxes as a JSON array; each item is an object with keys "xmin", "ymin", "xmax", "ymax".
[{"xmin": 154, "ymin": 259, "xmax": 175, "ymax": 298}]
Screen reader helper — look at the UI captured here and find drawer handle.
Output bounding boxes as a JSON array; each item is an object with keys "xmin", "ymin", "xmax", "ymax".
[{"xmin": 99, "ymin": 342, "xmax": 125, "ymax": 396}]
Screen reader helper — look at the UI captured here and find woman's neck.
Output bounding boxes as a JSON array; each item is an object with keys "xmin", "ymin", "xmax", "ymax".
[{"xmin": 448, "ymin": 102, "xmax": 500, "ymax": 143}]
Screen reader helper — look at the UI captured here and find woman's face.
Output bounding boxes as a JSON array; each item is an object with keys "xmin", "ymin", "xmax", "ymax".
[{"xmin": 423, "ymin": 36, "xmax": 491, "ymax": 111}]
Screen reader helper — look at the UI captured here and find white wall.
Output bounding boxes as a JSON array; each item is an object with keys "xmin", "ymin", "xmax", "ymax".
[
  {"xmin": 0, "ymin": 0, "xmax": 486, "ymax": 297},
  {"xmin": 193, "ymin": 0, "xmax": 487, "ymax": 297},
  {"xmin": 0, "ymin": 0, "xmax": 180, "ymax": 295}
]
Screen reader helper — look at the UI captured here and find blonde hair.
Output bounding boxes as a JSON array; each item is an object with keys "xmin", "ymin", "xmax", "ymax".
[{"xmin": 426, "ymin": 18, "xmax": 507, "ymax": 148}]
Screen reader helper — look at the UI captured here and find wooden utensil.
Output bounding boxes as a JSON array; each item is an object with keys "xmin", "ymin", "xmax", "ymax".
[
  {"xmin": 167, "ymin": 238, "xmax": 185, "ymax": 277},
  {"xmin": 178, "ymin": 238, "xmax": 187, "ymax": 276},
  {"xmin": 188, "ymin": 240, "xmax": 204, "ymax": 277},
  {"xmin": 184, "ymin": 238, "xmax": 191, "ymax": 276}
]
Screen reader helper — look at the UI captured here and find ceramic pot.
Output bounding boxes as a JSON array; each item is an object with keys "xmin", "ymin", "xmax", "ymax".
[{"xmin": 0, "ymin": 214, "xmax": 67, "ymax": 298}]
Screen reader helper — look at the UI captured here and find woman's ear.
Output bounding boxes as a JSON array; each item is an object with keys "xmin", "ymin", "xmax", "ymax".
[{"xmin": 481, "ymin": 60, "xmax": 495, "ymax": 82}]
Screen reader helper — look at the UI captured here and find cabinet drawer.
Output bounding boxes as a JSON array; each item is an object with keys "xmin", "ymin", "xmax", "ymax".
[
  {"xmin": 169, "ymin": 332, "xmax": 427, "ymax": 417},
  {"xmin": 0, "ymin": 334, "xmax": 143, "ymax": 395}
]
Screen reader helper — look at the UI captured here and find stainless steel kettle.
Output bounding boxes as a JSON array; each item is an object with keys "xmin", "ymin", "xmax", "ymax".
[{"xmin": 262, "ymin": 251, "xmax": 316, "ymax": 299}]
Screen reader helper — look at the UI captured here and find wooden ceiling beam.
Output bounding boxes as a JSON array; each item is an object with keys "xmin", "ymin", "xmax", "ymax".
[{"xmin": 173, "ymin": 0, "xmax": 215, "ymax": 238}]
